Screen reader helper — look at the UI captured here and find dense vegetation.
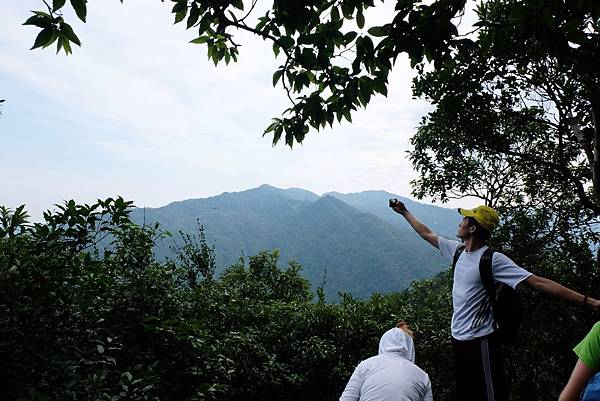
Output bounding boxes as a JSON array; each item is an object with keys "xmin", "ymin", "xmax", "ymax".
[{"xmin": 2, "ymin": 198, "xmax": 599, "ymax": 401}]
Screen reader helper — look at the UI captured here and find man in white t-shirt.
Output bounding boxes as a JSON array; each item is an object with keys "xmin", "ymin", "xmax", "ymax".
[
  {"xmin": 389, "ymin": 200, "xmax": 600, "ymax": 401},
  {"xmin": 339, "ymin": 322, "xmax": 433, "ymax": 401}
]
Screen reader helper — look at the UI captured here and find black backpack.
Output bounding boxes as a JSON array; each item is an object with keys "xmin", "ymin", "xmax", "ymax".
[{"xmin": 452, "ymin": 245, "xmax": 523, "ymax": 345}]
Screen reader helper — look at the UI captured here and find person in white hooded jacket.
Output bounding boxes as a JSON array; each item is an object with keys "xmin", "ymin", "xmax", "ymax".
[{"xmin": 339, "ymin": 322, "xmax": 433, "ymax": 401}]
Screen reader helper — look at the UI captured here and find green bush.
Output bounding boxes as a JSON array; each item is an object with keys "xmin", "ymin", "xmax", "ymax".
[{"xmin": 0, "ymin": 200, "xmax": 597, "ymax": 400}]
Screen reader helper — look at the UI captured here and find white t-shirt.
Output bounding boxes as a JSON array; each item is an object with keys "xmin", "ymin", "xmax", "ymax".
[
  {"xmin": 438, "ymin": 237, "xmax": 532, "ymax": 341},
  {"xmin": 339, "ymin": 354, "xmax": 433, "ymax": 401}
]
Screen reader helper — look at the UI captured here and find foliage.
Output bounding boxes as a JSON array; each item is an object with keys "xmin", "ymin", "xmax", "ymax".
[
  {"xmin": 24, "ymin": 1, "xmax": 598, "ymax": 154},
  {"xmin": 1, "ymin": 200, "xmax": 598, "ymax": 401},
  {"xmin": 411, "ymin": 0, "xmax": 600, "ymax": 217},
  {"xmin": 24, "ymin": 0, "xmax": 468, "ymax": 146}
]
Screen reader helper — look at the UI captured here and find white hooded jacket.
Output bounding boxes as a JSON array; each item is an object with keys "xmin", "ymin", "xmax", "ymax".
[{"xmin": 339, "ymin": 328, "xmax": 433, "ymax": 401}]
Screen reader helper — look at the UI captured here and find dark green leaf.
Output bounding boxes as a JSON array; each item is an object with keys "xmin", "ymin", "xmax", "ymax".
[
  {"xmin": 187, "ymin": 6, "xmax": 201, "ymax": 29},
  {"xmin": 278, "ymin": 36, "xmax": 294, "ymax": 50},
  {"xmin": 331, "ymin": 6, "xmax": 340, "ymax": 22},
  {"xmin": 53, "ymin": 0, "xmax": 67, "ymax": 10},
  {"xmin": 174, "ymin": 10, "xmax": 186, "ymax": 24},
  {"xmin": 343, "ymin": 31, "xmax": 358, "ymax": 44},
  {"xmin": 356, "ymin": 11, "xmax": 365, "ymax": 29},
  {"xmin": 343, "ymin": 109, "xmax": 352, "ymax": 122},
  {"xmin": 70, "ymin": 0, "xmax": 87, "ymax": 22},
  {"xmin": 190, "ymin": 36, "xmax": 210, "ymax": 44},
  {"xmin": 43, "ymin": 31, "xmax": 60, "ymax": 49},
  {"xmin": 232, "ymin": 0, "xmax": 244, "ymax": 11},
  {"xmin": 172, "ymin": 1, "xmax": 187, "ymax": 13},
  {"xmin": 273, "ymin": 69, "xmax": 284, "ymax": 86},
  {"xmin": 61, "ymin": 36, "xmax": 72, "ymax": 55},
  {"xmin": 31, "ymin": 28, "xmax": 55, "ymax": 50},
  {"xmin": 367, "ymin": 25, "xmax": 390, "ymax": 37},
  {"xmin": 60, "ymin": 22, "xmax": 81, "ymax": 46},
  {"xmin": 23, "ymin": 14, "xmax": 53, "ymax": 29}
]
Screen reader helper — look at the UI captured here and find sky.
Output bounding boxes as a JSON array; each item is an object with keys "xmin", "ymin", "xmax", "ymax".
[{"xmin": 0, "ymin": 1, "xmax": 478, "ymax": 220}]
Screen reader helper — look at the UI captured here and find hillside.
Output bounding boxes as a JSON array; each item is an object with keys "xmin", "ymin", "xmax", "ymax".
[{"xmin": 130, "ymin": 185, "xmax": 459, "ymax": 298}]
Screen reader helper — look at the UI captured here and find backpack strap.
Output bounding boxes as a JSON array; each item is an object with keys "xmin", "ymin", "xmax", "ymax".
[
  {"xmin": 478, "ymin": 248, "xmax": 496, "ymax": 302},
  {"xmin": 452, "ymin": 245, "xmax": 466, "ymax": 273}
]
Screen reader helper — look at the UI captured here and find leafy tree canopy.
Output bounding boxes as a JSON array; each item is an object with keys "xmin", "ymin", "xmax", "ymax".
[
  {"xmin": 23, "ymin": 1, "xmax": 598, "ymax": 148},
  {"xmin": 25, "ymin": 0, "xmax": 467, "ymax": 147},
  {"xmin": 410, "ymin": 0, "xmax": 600, "ymax": 225}
]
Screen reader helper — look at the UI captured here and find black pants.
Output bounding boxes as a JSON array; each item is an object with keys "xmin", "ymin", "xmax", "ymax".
[{"xmin": 452, "ymin": 332, "xmax": 508, "ymax": 401}]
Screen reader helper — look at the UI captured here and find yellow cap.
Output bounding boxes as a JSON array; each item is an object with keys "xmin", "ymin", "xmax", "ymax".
[{"xmin": 458, "ymin": 205, "xmax": 500, "ymax": 231}]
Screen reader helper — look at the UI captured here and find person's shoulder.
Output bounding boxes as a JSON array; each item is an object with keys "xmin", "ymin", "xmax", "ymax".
[
  {"xmin": 490, "ymin": 250, "xmax": 518, "ymax": 265},
  {"xmin": 403, "ymin": 360, "xmax": 431, "ymax": 380},
  {"xmin": 590, "ymin": 322, "xmax": 600, "ymax": 337},
  {"xmin": 439, "ymin": 237, "xmax": 461, "ymax": 249},
  {"xmin": 358, "ymin": 355, "xmax": 381, "ymax": 368}
]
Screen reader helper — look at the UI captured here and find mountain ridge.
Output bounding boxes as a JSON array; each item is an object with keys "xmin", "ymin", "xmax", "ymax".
[{"xmin": 130, "ymin": 185, "xmax": 459, "ymax": 298}]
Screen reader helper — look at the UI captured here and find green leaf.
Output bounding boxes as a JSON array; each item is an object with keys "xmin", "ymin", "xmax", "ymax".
[
  {"xmin": 60, "ymin": 22, "xmax": 81, "ymax": 46},
  {"xmin": 53, "ymin": 0, "xmax": 67, "ymax": 10},
  {"xmin": 61, "ymin": 36, "xmax": 72, "ymax": 54},
  {"xmin": 23, "ymin": 14, "xmax": 52, "ymax": 29},
  {"xmin": 31, "ymin": 28, "xmax": 55, "ymax": 50},
  {"xmin": 367, "ymin": 25, "xmax": 390, "ymax": 37},
  {"xmin": 31, "ymin": 11, "xmax": 52, "ymax": 18},
  {"xmin": 356, "ymin": 11, "xmax": 365, "ymax": 29},
  {"xmin": 231, "ymin": 0, "xmax": 244, "ymax": 11},
  {"xmin": 187, "ymin": 6, "xmax": 201, "ymax": 29},
  {"xmin": 172, "ymin": 1, "xmax": 187, "ymax": 13},
  {"xmin": 272, "ymin": 69, "xmax": 284, "ymax": 86},
  {"xmin": 70, "ymin": 0, "xmax": 87, "ymax": 23},
  {"xmin": 331, "ymin": 6, "xmax": 340, "ymax": 22},
  {"xmin": 190, "ymin": 36, "xmax": 210, "ymax": 44},
  {"xmin": 343, "ymin": 109, "xmax": 352, "ymax": 122},
  {"xmin": 278, "ymin": 36, "xmax": 294, "ymax": 50},
  {"xmin": 343, "ymin": 31, "xmax": 358, "ymax": 45},
  {"xmin": 174, "ymin": 10, "xmax": 186, "ymax": 24},
  {"xmin": 42, "ymin": 31, "xmax": 60, "ymax": 49}
]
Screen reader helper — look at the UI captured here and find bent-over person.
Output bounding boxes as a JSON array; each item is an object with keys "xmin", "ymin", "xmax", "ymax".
[{"xmin": 339, "ymin": 322, "xmax": 433, "ymax": 401}]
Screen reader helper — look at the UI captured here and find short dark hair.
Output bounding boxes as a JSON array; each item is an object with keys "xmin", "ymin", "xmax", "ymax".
[{"xmin": 466, "ymin": 217, "xmax": 490, "ymax": 241}]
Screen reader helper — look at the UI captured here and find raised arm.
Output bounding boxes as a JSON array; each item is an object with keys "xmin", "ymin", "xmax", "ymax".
[
  {"xmin": 524, "ymin": 275, "xmax": 600, "ymax": 311},
  {"xmin": 389, "ymin": 199, "xmax": 439, "ymax": 249}
]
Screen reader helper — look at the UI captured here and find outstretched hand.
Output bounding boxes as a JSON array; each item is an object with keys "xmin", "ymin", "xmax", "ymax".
[
  {"xmin": 588, "ymin": 298, "xmax": 600, "ymax": 312},
  {"xmin": 389, "ymin": 199, "xmax": 407, "ymax": 215}
]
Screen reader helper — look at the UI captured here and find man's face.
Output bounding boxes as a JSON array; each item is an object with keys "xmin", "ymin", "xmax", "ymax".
[{"xmin": 457, "ymin": 217, "xmax": 474, "ymax": 239}]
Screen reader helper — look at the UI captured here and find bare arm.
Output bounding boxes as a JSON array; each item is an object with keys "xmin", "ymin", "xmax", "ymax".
[
  {"xmin": 559, "ymin": 359, "xmax": 594, "ymax": 401},
  {"xmin": 524, "ymin": 275, "xmax": 600, "ymax": 311},
  {"xmin": 389, "ymin": 199, "xmax": 439, "ymax": 249}
]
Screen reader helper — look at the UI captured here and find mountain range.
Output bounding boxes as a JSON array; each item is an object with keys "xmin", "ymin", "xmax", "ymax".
[{"xmin": 129, "ymin": 185, "xmax": 461, "ymax": 298}]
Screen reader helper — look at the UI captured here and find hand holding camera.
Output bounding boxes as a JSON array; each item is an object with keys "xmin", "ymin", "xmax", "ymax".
[{"xmin": 389, "ymin": 198, "xmax": 407, "ymax": 215}]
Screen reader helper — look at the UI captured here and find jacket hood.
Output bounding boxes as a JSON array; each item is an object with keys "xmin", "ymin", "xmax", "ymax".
[{"xmin": 378, "ymin": 327, "xmax": 415, "ymax": 363}]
